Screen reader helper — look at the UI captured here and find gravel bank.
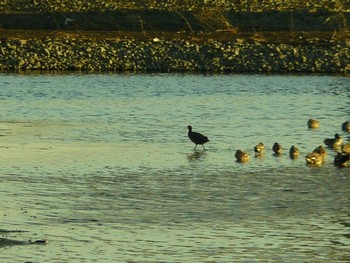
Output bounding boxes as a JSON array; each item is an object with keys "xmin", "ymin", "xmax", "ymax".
[{"xmin": 0, "ymin": 36, "xmax": 349, "ymax": 73}]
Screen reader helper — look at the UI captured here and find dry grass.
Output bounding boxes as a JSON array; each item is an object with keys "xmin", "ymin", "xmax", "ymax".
[{"xmin": 1, "ymin": 29, "xmax": 349, "ymax": 44}]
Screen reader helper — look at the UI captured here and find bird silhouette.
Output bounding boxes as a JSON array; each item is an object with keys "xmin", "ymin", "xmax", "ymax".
[{"xmin": 187, "ymin": 125, "xmax": 209, "ymax": 150}]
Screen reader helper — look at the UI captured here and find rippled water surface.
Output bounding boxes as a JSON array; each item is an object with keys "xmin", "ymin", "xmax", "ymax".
[{"xmin": 1, "ymin": 73, "xmax": 350, "ymax": 262}]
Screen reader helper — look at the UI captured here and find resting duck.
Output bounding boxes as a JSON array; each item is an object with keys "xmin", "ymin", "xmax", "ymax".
[
  {"xmin": 187, "ymin": 125, "xmax": 209, "ymax": 150},
  {"xmin": 254, "ymin": 142, "xmax": 265, "ymax": 154},
  {"xmin": 235, "ymin": 150, "xmax": 249, "ymax": 163},
  {"xmin": 341, "ymin": 143, "xmax": 350, "ymax": 154},
  {"xmin": 334, "ymin": 152, "xmax": 350, "ymax": 167},
  {"xmin": 324, "ymin": 133, "xmax": 342, "ymax": 149},
  {"xmin": 307, "ymin": 119, "xmax": 320, "ymax": 129},
  {"xmin": 272, "ymin": 142, "xmax": 282, "ymax": 155},
  {"xmin": 342, "ymin": 121, "xmax": 350, "ymax": 132},
  {"xmin": 312, "ymin": 145, "xmax": 327, "ymax": 159},
  {"xmin": 289, "ymin": 145, "xmax": 300, "ymax": 159},
  {"xmin": 305, "ymin": 152, "xmax": 324, "ymax": 165}
]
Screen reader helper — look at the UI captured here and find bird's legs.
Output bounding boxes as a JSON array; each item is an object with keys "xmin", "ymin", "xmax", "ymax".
[{"xmin": 193, "ymin": 144, "xmax": 206, "ymax": 151}]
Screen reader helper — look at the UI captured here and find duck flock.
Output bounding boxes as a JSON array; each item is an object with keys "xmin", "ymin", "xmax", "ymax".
[{"xmin": 187, "ymin": 120, "xmax": 350, "ymax": 167}]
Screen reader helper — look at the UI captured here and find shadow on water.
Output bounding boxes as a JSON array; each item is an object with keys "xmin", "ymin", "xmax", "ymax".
[
  {"xmin": 0, "ymin": 238, "xmax": 47, "ymax": 248},
  {"xmin": 0, "ymin": 229, "xmax": 47, "ymax": 248}
]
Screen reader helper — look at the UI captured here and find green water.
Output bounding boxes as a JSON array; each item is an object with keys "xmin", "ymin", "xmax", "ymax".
[{"xmin": 0, "ymin": 73, "xmax": 349, "ymax": 262}]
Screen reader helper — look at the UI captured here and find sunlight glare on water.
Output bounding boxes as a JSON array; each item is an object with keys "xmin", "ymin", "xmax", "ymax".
[{"xmin": 0, "ymin": 73, "xmax": 349, "ymax": 262}]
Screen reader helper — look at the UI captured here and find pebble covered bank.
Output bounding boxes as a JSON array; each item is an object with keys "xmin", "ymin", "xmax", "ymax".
[
  {"xmin": 1, "ymin": 0, "xmax": 349, "ymax": 73},
  {"xmin": 0, "ymin": 36, "xmax": 349, "ymax": 73}
]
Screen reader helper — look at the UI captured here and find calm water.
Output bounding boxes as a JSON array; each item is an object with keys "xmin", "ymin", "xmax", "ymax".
[{"xmin": 0, "ymin": 73, "xmax": 349, "ymax": 262}]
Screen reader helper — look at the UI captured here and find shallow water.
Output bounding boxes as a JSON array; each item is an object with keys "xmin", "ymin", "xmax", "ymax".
[{"xmin": 0, "ymin": 73, "xmax": 349, "ymax": 262}]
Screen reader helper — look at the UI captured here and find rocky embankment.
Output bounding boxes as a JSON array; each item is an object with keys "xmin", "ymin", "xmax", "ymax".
[
  {"xmin": 0, "ymin": 35, "xmax": 349, "ymax": 73},
  {"xmin": 1, "ymin": 1, "xmax": 349, "ymax": 73}
]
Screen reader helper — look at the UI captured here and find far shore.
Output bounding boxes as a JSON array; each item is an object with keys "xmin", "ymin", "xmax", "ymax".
[
  {"xmin": 0, "ymin": 29, "xmax": 349, "ymax": 73},
  {"xmin": 1, "ymin": 5, "xmax": 349, "ymax": 73}
]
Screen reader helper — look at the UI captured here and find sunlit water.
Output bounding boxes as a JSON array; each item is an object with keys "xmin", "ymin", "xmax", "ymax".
[{"xmin": 0, "ymin": 73, "xmax": 349, "ymax": 262}]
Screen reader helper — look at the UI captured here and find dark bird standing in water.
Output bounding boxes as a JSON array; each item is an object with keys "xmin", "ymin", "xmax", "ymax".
[{"xmin": 187, "ymin": 125, "xmax": 209, "ymax": 150}]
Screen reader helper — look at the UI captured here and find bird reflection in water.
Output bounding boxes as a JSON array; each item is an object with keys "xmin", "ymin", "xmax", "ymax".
[{"xmin": 187, "ymin": 151, "xmax": 207, "ymax": 162}]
